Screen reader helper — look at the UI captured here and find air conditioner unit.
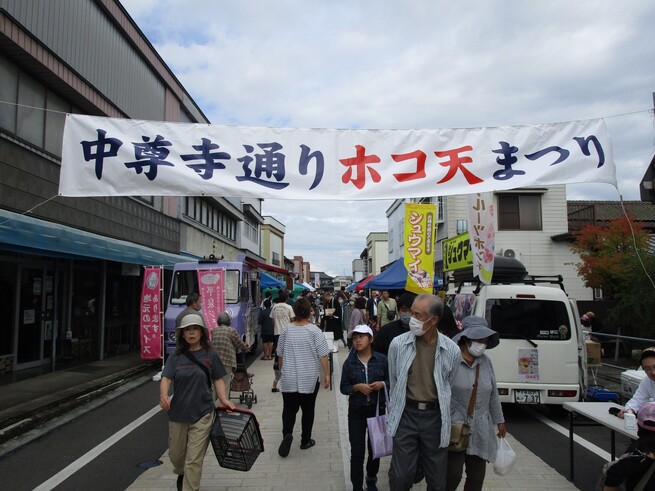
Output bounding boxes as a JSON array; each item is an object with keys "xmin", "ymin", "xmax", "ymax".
[{"xmin": 503, "ymin": 248, "xmax": 521, "ymax": 260}]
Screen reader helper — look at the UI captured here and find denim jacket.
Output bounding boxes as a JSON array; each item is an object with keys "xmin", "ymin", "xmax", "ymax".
[{"xmin": 340, "ymin": 349, "xmax": 389, "ymax": 407}]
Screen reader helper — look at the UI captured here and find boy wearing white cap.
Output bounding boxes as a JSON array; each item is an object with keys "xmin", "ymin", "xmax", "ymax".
[{"xmin": 341, "ymin": 325, "xmax": 389, "ymax": 491}]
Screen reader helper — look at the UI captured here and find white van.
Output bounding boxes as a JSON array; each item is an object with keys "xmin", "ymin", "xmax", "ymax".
[{"xmin": 447, "ymin": 258, "xmax": 587, "ymax": 406}]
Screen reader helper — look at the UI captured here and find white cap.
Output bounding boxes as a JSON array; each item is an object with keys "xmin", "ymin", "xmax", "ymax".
[
  {"xmin": 178, "ymin": 313, "xmax": 205, "ymax": 329},
  {"xmin": 352, "ymin": 325, "xmax": 373, "ymax": 337}
]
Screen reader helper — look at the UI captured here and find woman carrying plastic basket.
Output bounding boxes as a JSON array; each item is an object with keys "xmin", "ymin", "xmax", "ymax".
[{"xmin": 160, "ymin": 313, "xmax": 235, "ymax": 491}]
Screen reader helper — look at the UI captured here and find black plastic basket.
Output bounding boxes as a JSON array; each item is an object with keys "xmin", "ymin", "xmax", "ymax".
[{"xmin": 210, "ymin": 407, "xmax": 264, "ymax": 471}]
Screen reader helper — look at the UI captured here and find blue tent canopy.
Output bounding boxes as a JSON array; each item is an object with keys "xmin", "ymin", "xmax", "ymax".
[
  {"xmin": 367, "ymin": 259, "xmax": 408, "ymax": 290},
  {"xmin": 345, "ymin": 281, "xmax": 358, "ymax": 291},
  {"xmin": 260, "ymin": 271, "xmax": 286, "ymax": 289}
]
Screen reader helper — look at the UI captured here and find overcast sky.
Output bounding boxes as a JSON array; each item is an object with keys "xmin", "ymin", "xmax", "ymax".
[{"xmin": 121, "ymin": 0, "xmax": 655, "ymax": 277}]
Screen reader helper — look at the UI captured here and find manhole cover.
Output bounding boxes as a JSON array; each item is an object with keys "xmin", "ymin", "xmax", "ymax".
[{"xmin": 136, "ymin": 460, "xmax": 163, "ymax": 469}]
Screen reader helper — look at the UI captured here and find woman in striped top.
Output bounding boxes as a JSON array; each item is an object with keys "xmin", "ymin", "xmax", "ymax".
[{"xmin": 277, "ymin": 297, "xmax": 330, "ymax": 457}]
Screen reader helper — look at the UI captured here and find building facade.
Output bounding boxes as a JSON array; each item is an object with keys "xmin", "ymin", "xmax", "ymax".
[{"xmin": 0, "ymin": 0, "xmax": 254, "ymax": 373}]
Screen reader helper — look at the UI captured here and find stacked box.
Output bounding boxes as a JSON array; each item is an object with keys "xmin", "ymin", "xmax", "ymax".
[{"xmin": 586, "ymin": 340, "xmax": 602, "ymax": 366}]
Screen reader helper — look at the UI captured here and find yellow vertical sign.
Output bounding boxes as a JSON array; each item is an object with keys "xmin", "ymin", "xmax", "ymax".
[{"xmin": 404, "ymin": 203, "xmax": 436, "ymax": 294}]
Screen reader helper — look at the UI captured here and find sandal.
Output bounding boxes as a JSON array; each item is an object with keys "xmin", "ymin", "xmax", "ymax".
[{"xmin": 300, "ymin": 439, "xmax": 315, "ymax": 450}]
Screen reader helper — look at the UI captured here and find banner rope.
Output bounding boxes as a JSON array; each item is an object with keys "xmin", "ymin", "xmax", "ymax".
[
  {"xmin": 0, "ymin": 193, "xmax": 59, "ymax": 227},
  {"xmin": 0, "ymin": 98, "xmax": 652, "ymax": 125}
]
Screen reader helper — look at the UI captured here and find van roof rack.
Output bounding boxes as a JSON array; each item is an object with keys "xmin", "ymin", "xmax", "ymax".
[{"xmin": 448, "ymin": 257, "xmax": 567, "ymax": 294}]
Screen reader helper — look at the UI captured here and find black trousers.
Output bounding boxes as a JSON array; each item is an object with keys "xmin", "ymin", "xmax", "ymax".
[
  {"xmin": 445, "ymin": 451, "xmax": 487, "ymax": 491},
  {"xmin": 281, "ymin": 381, "xmax": 320, "ymax": 444},
  {"xmin": 348, "ymin": 404, "xmax": 382, "ymax": 491}
]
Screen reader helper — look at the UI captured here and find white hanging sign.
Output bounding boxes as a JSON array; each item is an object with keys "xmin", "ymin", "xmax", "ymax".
[{"xmin": 59, "ymin": 115, "xmax": 616, "ymax": 199}]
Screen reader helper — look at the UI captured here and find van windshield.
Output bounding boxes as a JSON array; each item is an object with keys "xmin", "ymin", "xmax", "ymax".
[
  {"xmin": 170, "ymin": 269, "xmax": 240, "ymax": 305},
  {"xmin": 485, "ymin": 298, "xmax": 572, "ymax": 341}
]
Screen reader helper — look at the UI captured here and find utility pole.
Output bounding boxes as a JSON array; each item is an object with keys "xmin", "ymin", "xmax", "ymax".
[{"xmin": 639, "ymin": 92, "xmax": 655, "ymax": 202}]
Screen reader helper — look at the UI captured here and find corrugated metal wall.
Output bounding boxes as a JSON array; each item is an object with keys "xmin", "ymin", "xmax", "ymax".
[{"xmin": 0, "ymin": 0, "xmax": 165, "ymax": 120}]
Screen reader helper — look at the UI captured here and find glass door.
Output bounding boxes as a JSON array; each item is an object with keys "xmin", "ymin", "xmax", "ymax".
[{"xmin": 17, "ymin": 266, "xmax": 55, "ymax": 366}]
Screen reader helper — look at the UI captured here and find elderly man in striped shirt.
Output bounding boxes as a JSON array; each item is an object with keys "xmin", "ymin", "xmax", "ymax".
[{"xmin": 386, "ymin": 294, "xmax": 460, "ymax": 490}]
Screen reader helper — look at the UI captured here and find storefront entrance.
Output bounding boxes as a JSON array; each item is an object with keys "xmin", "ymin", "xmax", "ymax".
[{"xmin": 17, "ymin": 264, "xmax": 61, "ymax": 369}]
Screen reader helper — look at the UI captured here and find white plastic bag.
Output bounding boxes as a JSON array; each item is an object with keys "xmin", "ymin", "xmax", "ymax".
[{"xmin": 493, "ymin": 437, "xmax": 517, "ymax": 476}]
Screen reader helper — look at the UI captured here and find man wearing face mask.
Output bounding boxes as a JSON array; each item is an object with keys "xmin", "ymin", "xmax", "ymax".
[
  {"xmin": 372, "ymin": 293, "xmax": 416, "ymax": 356},
  {"xmin": 446, "ymin": 316, "xmax": 506, "ymax": 491},
  {"xmin": 387, "ymin": 294, "xmax": 460, "ymax": 490}
]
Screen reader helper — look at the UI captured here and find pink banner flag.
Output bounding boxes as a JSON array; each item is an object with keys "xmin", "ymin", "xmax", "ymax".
[
  {"xmin": 197, "ymin": 269, "xmax": 225, "ymax": 339},
  {"xmin": 140, "ymin": 267, "xmax": 162, "ymax": 360}
]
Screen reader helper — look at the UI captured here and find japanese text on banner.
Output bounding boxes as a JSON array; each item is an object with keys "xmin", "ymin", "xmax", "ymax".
[
  {"xmin": 197, "ymin": 269, "xmax": 225, "ymax": 338},
  {"xmin": 403, "ymin": 203, "xmax": 436, "ymax": 294},
  {"xmin": 467, "ymin": 192, "xmax": 495, "ymax": 284},
  {"xmin": 140, "ymin": 267, "xmax": 162, "ymax": 360},
  {"xmin": 59, "ymin": 115, "xmax": 617, "ymax": 199}
]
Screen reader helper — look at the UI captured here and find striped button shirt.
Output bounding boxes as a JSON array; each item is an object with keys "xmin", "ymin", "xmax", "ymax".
[
  {"xmin": 278, "ymin": 323, "xmax": 329, "ymax": 393},
  {"xmin": 386, "ymin": 331, "xmax": 460, "ymax": 447}
]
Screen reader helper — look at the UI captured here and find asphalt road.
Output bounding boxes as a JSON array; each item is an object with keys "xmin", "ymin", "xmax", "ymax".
[{"xmin": 0, "ymin": 348, "xmax": 627, "ymax": 491}]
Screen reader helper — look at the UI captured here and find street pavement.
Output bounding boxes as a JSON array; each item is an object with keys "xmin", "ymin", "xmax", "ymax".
[{"xmin": 128, "ymin": 344, "xmax": 579, "ymax": 491}]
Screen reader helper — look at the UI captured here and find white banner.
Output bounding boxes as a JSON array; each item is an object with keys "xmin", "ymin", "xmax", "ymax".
[
  {"xmin": 59, "ymin": 115, "xmax": 616, "ymax": 199},
  {"xmin": 467, "ymin": 192, "xmax": 495, "ymax": 284}
]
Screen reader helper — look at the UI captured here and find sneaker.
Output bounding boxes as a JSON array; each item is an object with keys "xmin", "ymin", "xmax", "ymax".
[
  {"xmin": 365, "ymin": 476, "xmax": 378, "ymax": 491},
  {"xmin": 278, "ymin": 434, "xmax": 293, "ymax": 457}
]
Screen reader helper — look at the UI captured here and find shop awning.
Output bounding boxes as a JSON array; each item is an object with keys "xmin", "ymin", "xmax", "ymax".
[
  {"xmin": 0, "ymin": 208, "xmax": 195, "ymax": 268},
  {"xmin": 355, "ymin": 274, "xmax": 376, "ymax": 291}
]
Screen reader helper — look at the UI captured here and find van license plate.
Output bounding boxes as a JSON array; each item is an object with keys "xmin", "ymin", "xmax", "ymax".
[{"xmin": 515, "ymin": 390, "xmax": 540, "ymax": 404}]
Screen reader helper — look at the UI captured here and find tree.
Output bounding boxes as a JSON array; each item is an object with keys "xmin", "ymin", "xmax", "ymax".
[{"xmin": 571, "ymin": 216, "xmax": 655, "ymax": 338}]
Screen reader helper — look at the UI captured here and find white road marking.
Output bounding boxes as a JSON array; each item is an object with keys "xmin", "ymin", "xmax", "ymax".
[
  {"xmin": 524, "ymin": 406, "xmax": 612, "ymax": 461},
  {"xmin": 33, "ymin": 405, "xmax": 162, "ymax": 491}
]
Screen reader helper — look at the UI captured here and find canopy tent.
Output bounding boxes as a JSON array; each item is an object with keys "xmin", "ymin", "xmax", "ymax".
[
  {"xmin": 301, "ymin": 282, "xmax": 315, "ymax": 291},
  {"xmin": 345, "ymin": 281, "xmax": 359, "ymax": 292},
  {"xmin": 355, "ymin": 274, "xmax": 375, "ymax": 292},
  {"xmin": 262, "ymin": 282, "xmax": 307, "ymax": 300},
  {"xmin": 260, "ymin": 271, "xmax": 286, "ymax": 289},
  {"xmin": 366, "ymin": 259, "xmax": 408, "ymax": 290}
]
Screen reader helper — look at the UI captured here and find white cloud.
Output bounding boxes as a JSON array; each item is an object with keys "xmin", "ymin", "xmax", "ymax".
[{"xmin": 121, "ymin": 0, "xmax": 655, "ymax": 276}]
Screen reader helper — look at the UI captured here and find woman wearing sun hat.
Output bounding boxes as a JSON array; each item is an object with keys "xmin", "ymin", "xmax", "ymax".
[
  {"xmin": 160, "ymin": 313, "xmax": 235, "ymax": 491},
  {"xmin": 446, "ymin": 316, "xmax": 506, "ymax": 491}
]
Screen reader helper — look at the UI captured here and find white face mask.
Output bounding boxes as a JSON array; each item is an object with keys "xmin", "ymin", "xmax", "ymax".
[
  {"xmin": 409, "ymin": 316, "xmax": 428, "ymax": 336},
  {"xmin": 467, "ymin": 341, "xmax": 487, "ymax": 357}
]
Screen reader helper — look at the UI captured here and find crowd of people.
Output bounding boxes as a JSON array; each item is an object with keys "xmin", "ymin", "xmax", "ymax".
[{"xmin": 158, "ymin": 285, "xmax": 653, "ymax": 491}]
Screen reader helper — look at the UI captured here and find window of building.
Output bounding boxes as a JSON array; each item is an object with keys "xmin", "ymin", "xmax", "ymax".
[
  {"xmin": 183, "ymin": 197, "xmax": 237, "ymax": 241},
  {"xmin": 272, "ymin": 251, "xmax": 280, "ymax": 266},
  {"xmin": 497, "ymin": 194, "xmax": 542, "ymax": 231},
  {"xmin": 243, "ymin": 215, "xmax": 258, "ymax": 243}
]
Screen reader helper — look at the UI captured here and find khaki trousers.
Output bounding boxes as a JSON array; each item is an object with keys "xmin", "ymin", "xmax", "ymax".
[{"xmin": 168, "ymin": 411, "xmax": 213, "ymax": 491}]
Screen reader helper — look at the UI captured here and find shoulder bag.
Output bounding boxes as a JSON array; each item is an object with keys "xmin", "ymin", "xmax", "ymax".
[
  {"xmin": 185, "ymin": 350, "xmax": 212, "ymax": 390},
  {"xmin": 449, "ymin": 363, "xmax": 480, "ymax": 452}
]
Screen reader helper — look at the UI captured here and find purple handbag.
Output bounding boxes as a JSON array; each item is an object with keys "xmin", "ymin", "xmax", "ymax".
[{"xmin": 366, "ymin": 383, "xmax": 393, "ymax": 459}]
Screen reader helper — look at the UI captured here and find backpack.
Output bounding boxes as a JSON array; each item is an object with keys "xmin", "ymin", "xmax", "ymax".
[{"xmin": 594, "ymin": 452, "xmax": 655, "ymax": 491}]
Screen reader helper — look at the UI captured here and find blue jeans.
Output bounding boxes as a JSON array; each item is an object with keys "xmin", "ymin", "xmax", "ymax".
[{"xmin": 348, "ymin": 404, "xmax": 382, "ymax": 490}]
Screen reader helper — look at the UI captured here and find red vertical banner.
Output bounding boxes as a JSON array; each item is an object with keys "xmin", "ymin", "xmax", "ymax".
[
  {"xmin": 140, "ymin": 267, "xmax": 162, "ymax": 360},
  {"xmin": 197, "ymin": 269, "xmax": 225, "ymax": 339}
]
